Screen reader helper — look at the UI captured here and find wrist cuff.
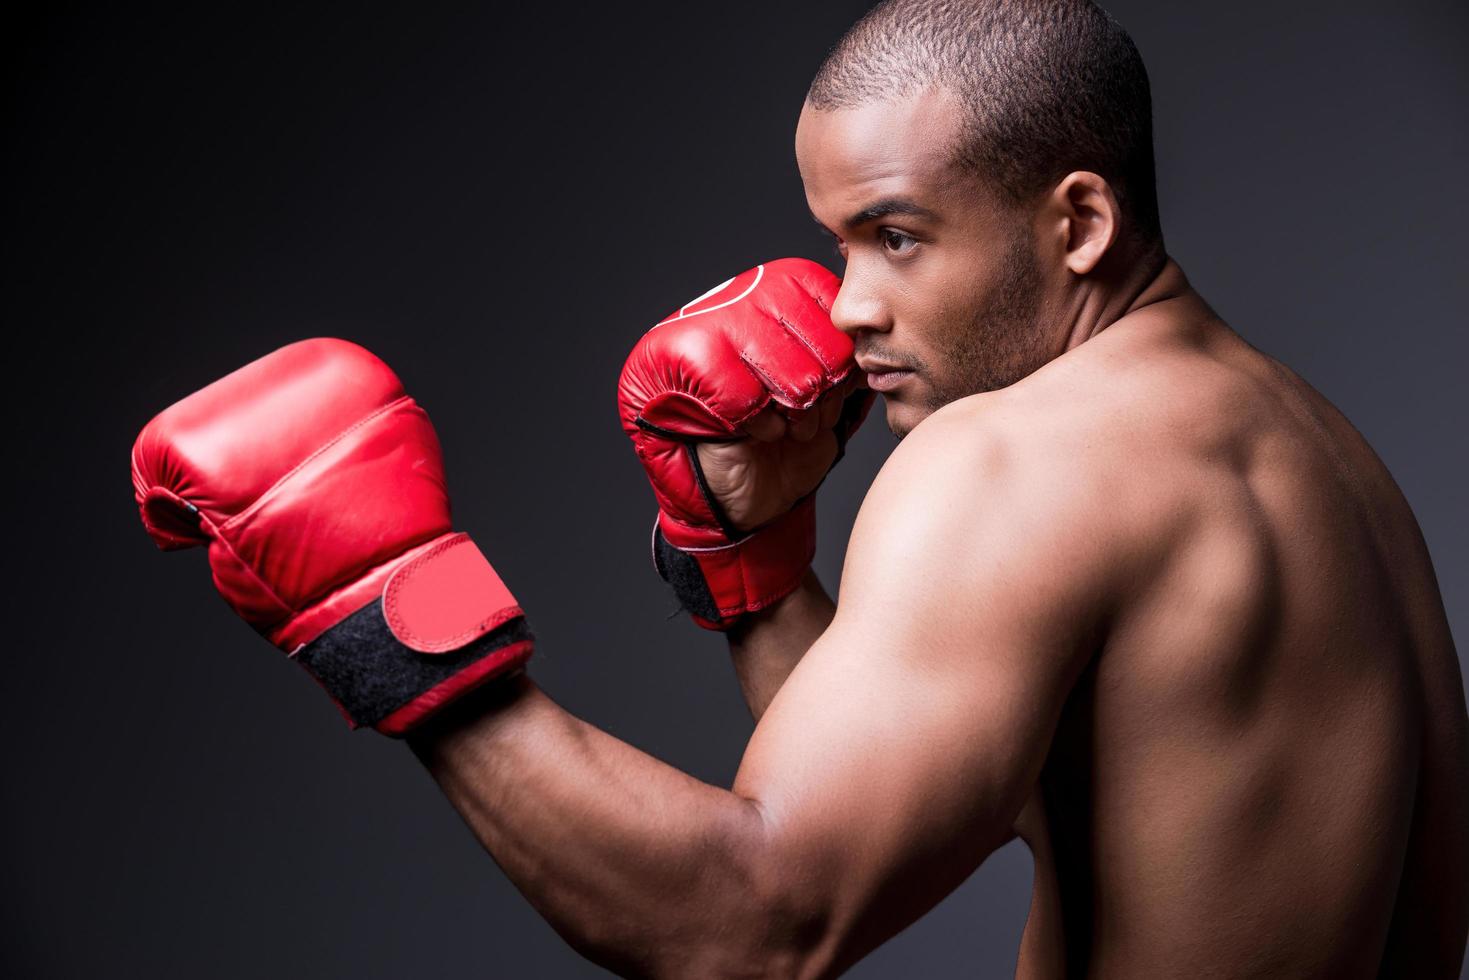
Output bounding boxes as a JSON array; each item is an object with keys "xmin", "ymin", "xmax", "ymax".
[
  {"xmin": 291, "ymin": 533, "xmax": 535, "ymax": 734},
  {"xmin": 652, "ymin": 494, "xmax": 817, "ymax": 631}
]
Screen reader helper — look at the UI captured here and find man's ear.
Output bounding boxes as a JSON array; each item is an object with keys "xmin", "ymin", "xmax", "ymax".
[{"xmin": 1046, "ymin": 171, "xmax": 1121, "ymax": 276}]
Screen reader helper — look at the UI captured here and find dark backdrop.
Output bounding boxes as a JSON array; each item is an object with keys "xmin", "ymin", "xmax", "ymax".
[{"xmin": 5, "ymin": 2, "xmax": 1466, "ymax": 977}]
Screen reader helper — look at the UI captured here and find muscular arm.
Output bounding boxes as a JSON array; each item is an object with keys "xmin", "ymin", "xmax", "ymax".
[
  {"xmin": 726, "ymin": 567, "xmax": 835, "ymax": 721},
  {"xmin": 410, "ymin": 404, "xmax": 1114, "ymax": 978},
  {"xmin": 408, "ymin": 675, "xmax": 778, "ymax": 978}
]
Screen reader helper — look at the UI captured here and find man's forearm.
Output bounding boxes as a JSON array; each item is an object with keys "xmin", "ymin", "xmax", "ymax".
[
  {"xmin": 726, "ymin": 566, "xmax": 836, "ymax": 721},
  {"xmin": 406, "ymin": 672, "xmax": 817, "ymax": 978}
]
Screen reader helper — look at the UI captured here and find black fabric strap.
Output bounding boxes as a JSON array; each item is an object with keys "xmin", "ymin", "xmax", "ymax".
[
  {"xmin": 294, "ymin": 598, "xmax": 533, "ymax": 728},
  {"xmin": 642, "ymin": 385, "xmax": 872, "ymax": 626},
  {"xmin": 652, "ymin": 525, "xmax": 723, "ymax": 624}
]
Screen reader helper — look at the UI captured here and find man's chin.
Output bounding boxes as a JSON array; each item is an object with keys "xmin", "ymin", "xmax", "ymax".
[{"xmin": 883, "ymin": 396, "xmax": 926, "ymax": 442}]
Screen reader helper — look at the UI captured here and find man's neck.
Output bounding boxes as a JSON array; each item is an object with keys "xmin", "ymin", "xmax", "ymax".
[{"xmin": 1059, "ymin": 250, "xmax": 1200, "ymax": 353}]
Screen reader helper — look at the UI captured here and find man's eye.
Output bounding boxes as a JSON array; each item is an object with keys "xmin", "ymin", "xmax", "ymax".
[{"xmin": 880, "ymin": 229, "xmax": 916, "ymax": 254}]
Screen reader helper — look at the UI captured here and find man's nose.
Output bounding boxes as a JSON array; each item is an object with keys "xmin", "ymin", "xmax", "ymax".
[{"xmin": 829, "ymin": 271, "xmax": 890, "ymax": 338}]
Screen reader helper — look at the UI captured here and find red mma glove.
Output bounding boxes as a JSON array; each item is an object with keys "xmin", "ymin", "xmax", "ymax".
[
  {"xmin": 131, "ymin": 338, "xmax": 534, "ymax": 735},
  {"xmin": 618, "ymin": 258, "xmax": 875, "ymax": 630}
]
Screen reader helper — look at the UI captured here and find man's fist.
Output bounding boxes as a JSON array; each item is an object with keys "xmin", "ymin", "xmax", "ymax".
[
  {"xmin": 130, "ymin": 338, "xmax": 534, "ymax": 735},
  {"xmin": 692, "ymin": 378, "xmax": 864, "ymax": 532},
  {"xmin": 617, "ymin": 258, "xmax": 874, "ymax": 630}
]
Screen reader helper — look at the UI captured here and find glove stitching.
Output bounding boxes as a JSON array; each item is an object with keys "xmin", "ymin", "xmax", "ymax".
[
  {"xmin": 284, "ymin": 533, "xmax": 452, "ymax": 637},
  {"xmin": 737, "ymin": 347, "xmax": 800, "ymax": 408},
  {"xmin": 196, "ymin": 508, "xmax": 298, "ymax": 621},
  {"xmin": 383, "ymin": 535, "xmax": 525, "ymax": 650},
  {"xmin": 634, "ymin": 390, "xmax": 760, "ymax": 436},
  {"xmin": 220, "ymin": 395, "xmax": 416, "ymax": 532},
  {"xmin": 660, "ymin": 505, "xmax": 792, "ymax": 552},
  {"xmin": 657, "ymin": 510, "xmax": 745, "ymax": 552},
  {"xmin": 788, "ymin": 263, "xmax": 836, "ymax": 315},
  {"xmin": 775, "ymin": 313, "xmax": 839, "ymax": 385},
  {"xmin": 393, "ymin": 602, "xmax": 526, "ymax": 652}
]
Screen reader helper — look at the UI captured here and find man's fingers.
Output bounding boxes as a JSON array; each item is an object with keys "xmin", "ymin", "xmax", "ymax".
[
  {"xmin": 789, "ymin": 406, "xmax": 821, "ymax": 442},
  {"xmin": 818, "ymin": 384, "xmax": 846, "ymax": 429},
  {"xmin": 745, "ymin": 405, "xmax": 788, "ymax": 442},
  {"xmin": 748, "ymin": 381, "xmax": 856, "ymax": 444}
]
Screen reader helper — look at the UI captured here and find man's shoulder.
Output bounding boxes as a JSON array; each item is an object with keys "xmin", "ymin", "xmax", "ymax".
[
  {"xmin": 896, "ymin": 375, "xmax": 1137, "ymax": 502},
  {"xmin": 859, "ymin": 390, "xmax": 1141, "ymax": 585},
  {"xmin": 840, "ymin": 391, "xmax": 1129, "ymax": 654},
  {"xmin": 923, "ymin": 321, "xmax": 1275, "ymax": 499},
  {"xmin": 874, "ymin": 365, "xmax": 1200, "ymax": 584}
]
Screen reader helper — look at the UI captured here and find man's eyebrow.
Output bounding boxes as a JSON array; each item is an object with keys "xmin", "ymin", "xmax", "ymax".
[{"xmin": 811, "ymin": 197, "xmax": 938, "ymax": 232}]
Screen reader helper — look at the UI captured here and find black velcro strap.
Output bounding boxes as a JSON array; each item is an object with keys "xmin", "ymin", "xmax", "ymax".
[
  {"xmin": 652, "ymin": 524, "xmax": 723, "ymax": 624},
  {"xmin": 294, "ymin": 598, "xmax": 534, "ymax": 729}
]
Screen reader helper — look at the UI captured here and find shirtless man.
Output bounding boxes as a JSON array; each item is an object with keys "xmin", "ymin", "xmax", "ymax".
[{"xmin": 132, "ymin": 0, "xmax": 1467, "ymax": 976}]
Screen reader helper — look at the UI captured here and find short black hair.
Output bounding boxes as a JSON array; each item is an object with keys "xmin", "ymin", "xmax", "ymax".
[{"xmin": 808, "ymin": 0, "xmax": 1164, "ymax": 256}]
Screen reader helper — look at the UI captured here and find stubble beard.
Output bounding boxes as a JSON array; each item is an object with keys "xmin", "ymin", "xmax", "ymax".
[{"xmin": 893, "ymin": 230, "xmax": 1050, "ymax": 439}]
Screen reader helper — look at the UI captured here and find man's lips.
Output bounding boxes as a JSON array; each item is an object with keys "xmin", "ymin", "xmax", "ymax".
[
  {"xmin": 857, "ymin": 365, "xmax": 910, "ymax": 393},
  {"xmin": 855, "ymin": 358, "xmax": 907, "ymax": 374}
]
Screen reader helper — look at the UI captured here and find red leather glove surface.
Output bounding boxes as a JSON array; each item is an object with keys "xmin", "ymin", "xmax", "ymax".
[
  {"xmin": 618, "ymin": 258, "xmax": 874, "ymax": 630},
  {"xmin": 131, "ymin": 338, "xmax": 534, "ymax": 734}
]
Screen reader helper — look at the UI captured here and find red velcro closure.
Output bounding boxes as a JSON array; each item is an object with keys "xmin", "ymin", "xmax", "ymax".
[{"xmin": 382, "ymin": 532, "xmax": 520, "ymax": 654}]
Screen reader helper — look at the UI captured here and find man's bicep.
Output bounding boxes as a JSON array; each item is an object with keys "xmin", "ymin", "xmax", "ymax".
[{"xmin": 730, "ymin": 412, "xmax": 1105, "ymax": 969}]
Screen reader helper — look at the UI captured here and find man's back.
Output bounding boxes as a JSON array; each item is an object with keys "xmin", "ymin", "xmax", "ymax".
[{"xmin": 979, "ymin": 274, "xmax": 1469, "ymax": 977}]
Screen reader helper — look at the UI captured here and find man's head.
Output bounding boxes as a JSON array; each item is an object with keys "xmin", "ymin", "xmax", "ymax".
[{"xmin": 796, "ymin": 0, "xmax": 1164, "ymax": 438}]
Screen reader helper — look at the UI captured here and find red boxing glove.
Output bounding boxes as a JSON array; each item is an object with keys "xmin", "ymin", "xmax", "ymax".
[
  {"xmin": 618, "ymin": 258, "xmax": 874, "ymax": 630},
  {"xmin": 130, "ymin": 338, "xmax": 534, "ymax": 735}
]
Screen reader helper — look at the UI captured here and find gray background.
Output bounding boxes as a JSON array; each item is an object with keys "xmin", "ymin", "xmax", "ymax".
[{"xmin": 4, "ymin": 1, "xmax": 1465, "ymax": 976}]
